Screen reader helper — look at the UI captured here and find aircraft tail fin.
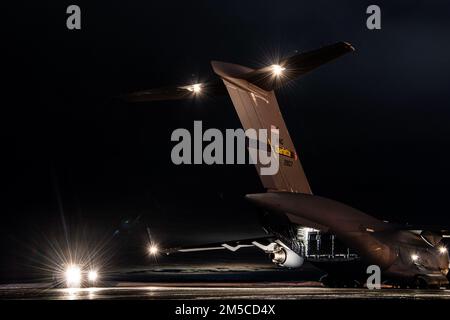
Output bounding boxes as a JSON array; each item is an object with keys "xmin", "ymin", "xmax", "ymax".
[
  {"xmin": 211, "ymin": 42, "xmax": 354, "ymax": 194},
  {"xmin": 212, "ymin": 61, "xmax": 312, "ymax": 194}
]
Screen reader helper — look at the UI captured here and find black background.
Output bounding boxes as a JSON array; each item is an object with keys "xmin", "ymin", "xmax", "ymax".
[{"xmin": 2, "ymin": 1, "xmax": 450, "ymax": 282}]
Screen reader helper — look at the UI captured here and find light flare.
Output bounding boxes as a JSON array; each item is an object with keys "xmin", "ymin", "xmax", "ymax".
[
  {"xmin": 148, "ymin": 244, "xmax": 159, "ymax": 255},
  {"xmin": 187, "ymin": 83, "xmax": 202, "ymax": 93},
  {"xmin": 65, "ymin": 265, "xmax": 81, "ymax": 288},
  {"xmin": 271, "ymin": 64, "xmax": 286, "ymax": 76},
  {"xmin": 88, "ymin": 270, "xmax": 98, "ymax": 282}
]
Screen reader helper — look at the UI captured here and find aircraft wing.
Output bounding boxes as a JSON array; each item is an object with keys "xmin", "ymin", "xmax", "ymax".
[
  {"xmin": 392, "ymin": 225, "xmax": 450, "ymax": 245},
  {"xmin": 160, "ymin": 236, "xmax": 275, "ymax": 255},
  {"xmin": 395, "ymin": 224, "xmax": 450, "ymax": 234}
]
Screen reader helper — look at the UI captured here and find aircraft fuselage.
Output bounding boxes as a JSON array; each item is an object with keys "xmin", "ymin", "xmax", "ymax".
[{"xmin": 247, "ymin": 192, "xmax": 449, "ymax": 287}]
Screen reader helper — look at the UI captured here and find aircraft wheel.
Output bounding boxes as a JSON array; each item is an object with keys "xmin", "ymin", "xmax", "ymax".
[
  {"xmin": 320, "ymin": 275, "xmax": 362, "ymax": 288},
  {"xmin": 412, "ymin": 276, "xmax": 428, "ymax": 289},
  {"xmin": 320, "ymin": 275, "xmax": 337, "ymax": 288},
  {"xmin": 395, "ymin": 281, "xmax": 408, "ymax": 289}
]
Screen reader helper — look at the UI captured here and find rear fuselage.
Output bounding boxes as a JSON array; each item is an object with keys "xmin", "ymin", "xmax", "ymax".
[{"xmin": 247, "ymin": 192, "xmax": 449, "ymax": 287}]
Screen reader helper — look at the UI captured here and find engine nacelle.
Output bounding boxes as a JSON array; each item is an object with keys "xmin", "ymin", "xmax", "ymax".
[
  {"xmin": 252, "ymin": 240, "xmax": 304, "ymax": 269},
  {"xmin": 270, "ymin": 247, "xmax": 304, "ymax": 268}
]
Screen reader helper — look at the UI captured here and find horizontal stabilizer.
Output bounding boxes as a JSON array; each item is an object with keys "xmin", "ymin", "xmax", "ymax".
[
  {"xmin": 125, "ymin": 80, "xmax": 226, "ymax": 102},
  {"xmin": 241, "ymin": 42, "xmax": 355, "ymax": 91},
  {"xmin": 125, "ymin": 42, "xmax": 354, "ymax": 102}
]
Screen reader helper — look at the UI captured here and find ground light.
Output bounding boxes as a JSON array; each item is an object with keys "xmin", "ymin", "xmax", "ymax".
[
  {"xmin": 148, "ymin": 244, "xmax": 159, "ymax": 255},
  {"xmin": 88, "ymin": 270, "xmax": 98, "ymax": 283},
  {"xmin": 65, "ymin": 265, "xmax": 82, "ymax": 288}
]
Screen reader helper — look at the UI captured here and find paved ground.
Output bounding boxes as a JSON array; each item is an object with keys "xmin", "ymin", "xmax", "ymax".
[{"xmin": 1, "ymin": 283, "xmax": 450, "ymax": 300}]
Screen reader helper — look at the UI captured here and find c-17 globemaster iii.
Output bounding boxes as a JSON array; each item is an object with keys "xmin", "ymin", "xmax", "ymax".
[{"xmin": 127, "ymin": 42, "xmax": 450, "ymax": 289}]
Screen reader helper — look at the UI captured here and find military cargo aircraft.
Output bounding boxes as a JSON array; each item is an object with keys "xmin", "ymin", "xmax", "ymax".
[{"xmin": 127, "ymin": 42, "xmax": 450, "ymax": 288}]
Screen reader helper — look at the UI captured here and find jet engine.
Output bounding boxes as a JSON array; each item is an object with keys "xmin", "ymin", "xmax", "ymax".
[
  {"xmin": 270, "ymin": 246, "xmax": 304, "ymax": 268},
  {"xmin": 252, "ymin": 240, "xmax": 304, "ymax": 268}
]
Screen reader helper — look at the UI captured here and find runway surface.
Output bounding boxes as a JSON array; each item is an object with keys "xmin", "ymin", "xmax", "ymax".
[
  {"xmin": 2, "ymin": 261, "xmax": 449, "ymax": 300},
  {"xmin": 1, "ymin": 283, "xmax": 450, "ymax": 300}
]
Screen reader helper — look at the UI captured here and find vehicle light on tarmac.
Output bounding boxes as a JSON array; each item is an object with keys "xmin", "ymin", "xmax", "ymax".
[
  {"xmin": 438, "ymin": 246, "xmax": 447, "ymax": 254},
  {"xmin": 88, "ymin": 270, "xmax": 98, "ymax": 283},
  {"xmin": 411, "ymin": 254, "xmax": 419, "ymax": 262},
  {"xmin": 65, "ymin": 265, "xmax": 82, "ymax": 288}
]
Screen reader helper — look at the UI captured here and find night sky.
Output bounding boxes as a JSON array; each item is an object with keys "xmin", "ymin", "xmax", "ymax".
[{"xmin": 2, "ymin": 1, "xmax": 450, "ymax": 281}]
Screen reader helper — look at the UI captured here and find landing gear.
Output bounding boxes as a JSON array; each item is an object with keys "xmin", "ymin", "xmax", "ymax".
[
  {"xmin": 389, "ymin": 281, "xmax": 408, "ymax": 289},
  {"xmin": 412, "ymin": 276, "xmax": 429, "ymax": 289},
  {"xmin": 389, "ymin": 277, "xmax": 443, "ymax": 289},
  {"xmin": 319, "ymin": 275, "xmax": 335, "ymax": 287},
  {"xmin": 320, "ymin": 275, "xmax": 363, "ymax": 288}
]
